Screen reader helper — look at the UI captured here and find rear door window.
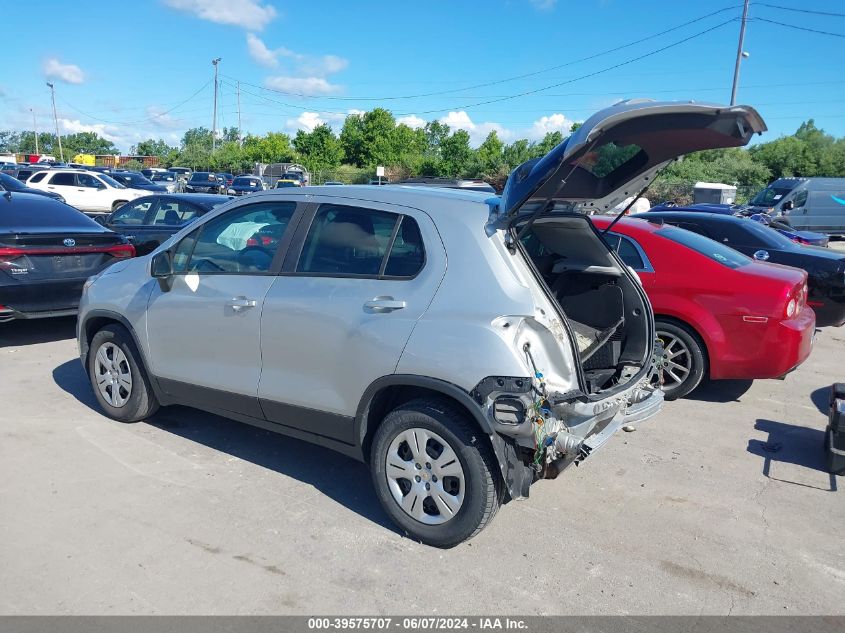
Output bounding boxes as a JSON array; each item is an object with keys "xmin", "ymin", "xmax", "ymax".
[
  {"xmin": 49, "ymin": 172, "xmax": 75, "ymax": 187},
  {"xmin": 296, "ymin": 205, "xmax": 425, "ymax": 278},
  {"xmin": 111, "ymin": 199, "xmax": 155, "ymax": 225},
  {"xmin": 151, "ymin": 201, "xmax": 201, "ymax": 225},
  {"xmin": 28, "ymin": 172, "xmax": 47, "ymax": 184}
]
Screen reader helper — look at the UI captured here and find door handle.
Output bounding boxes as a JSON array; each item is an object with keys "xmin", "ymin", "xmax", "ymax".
[
  {"xmin": 364, "ymin": 296, "xmax": 406, "ymax": 313},
  {"xmin": 227, "ymin": 297, "xmax": 257, "ymax": 311}
]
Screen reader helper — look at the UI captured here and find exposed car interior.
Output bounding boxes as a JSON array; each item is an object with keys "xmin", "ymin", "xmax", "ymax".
[{"xmin": 520, "ymin": 215, "xmax": 651, "ymax": 394}]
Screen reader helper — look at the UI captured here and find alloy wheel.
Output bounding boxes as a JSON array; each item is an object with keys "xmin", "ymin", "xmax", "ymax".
[
  {"xmin": 94, "ymin": 342, "xmax": 133, "ymax": 408},
  {"xmin": 385, "ymin": 428, "xmax": 465, "ymax": 525},
  {"xmin": 653, "ymin": 331, "xmax": 692, "ymax": 390}
]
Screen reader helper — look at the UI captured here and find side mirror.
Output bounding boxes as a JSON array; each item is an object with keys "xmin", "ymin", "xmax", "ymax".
[
  {"xmin": 753, "ymin": 249, "xmax": 770, "ymax": 261},
  {"xmin": 151, "ymin": 250, "xmax": 173, "ymax": 278},
  {"xmin": 782, "ymin": 200, "xmax": 794, "ymax": 211}
]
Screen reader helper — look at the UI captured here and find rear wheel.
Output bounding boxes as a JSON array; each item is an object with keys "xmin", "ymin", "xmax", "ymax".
[
  {"xmin": 88, "ymin": 324, "xmax": 159, "ymax": 422},
  {"xmin": 370, "ymin": 398, "xmax": 501, "ymax": 548},
  {"xmin": 653, "ymin": 320, "xmax": 707, "ymax": 400}
]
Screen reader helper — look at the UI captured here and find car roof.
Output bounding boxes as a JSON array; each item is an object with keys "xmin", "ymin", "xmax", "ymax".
[
  {"xmin": 589, "ymin": 214, "xmax": 663, "ymax": 235},
  {"xmin": 638, "ymin": 210, "xmax": 745, "ymax": 224},
  {"xmin": 135, "ymin": 193, "xmax": 232, "ymax": 205},
  {"xmin": 248, "ymin": 184, "xmax": 492, "ymax": 208}
]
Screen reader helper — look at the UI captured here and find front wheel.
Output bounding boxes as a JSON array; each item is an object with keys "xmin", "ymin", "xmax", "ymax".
[
  {"xmin": 652, "ymin": 320, "xmax": 707, "ymax": 400},
  {"xmin": 112, "ymin": 200, "xmax": 127, "ymax": 212},
  {"xmin": 370, "ymin": 398, "xmax": 501, "ymax": 548},
  {"xmin": 88, "ymin": 324, "xmax": 159, "ymax": 422}
]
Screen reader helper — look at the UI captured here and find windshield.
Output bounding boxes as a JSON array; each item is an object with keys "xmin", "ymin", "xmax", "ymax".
[
  {"xmin": 190, "ymin": 172, "xmax": 215, "ymax": 182},
  {"xmin": 0, "ymin": 173, "xmax": 26, "ymax": 191},
  {"xmin": 749, "ymin": 185, "xmax": 796, "ymax": 207},
  {"xmin": 151, "ymin": 174, "xmax": 175, "ymax": 182},
  {"xmin": 97, "ymin": 174, "xmax": 126, "ymax": 189},
  {"xmin": 114, "ymin": 173, "xmax": 151, "ymax": 186},
  {"xmin": 657, "ymin": 226, "xmax": 750, "ymax": 269},
  {"xmin": 233, "ymin": 177, "xmax": 258, "ymax": 186}
]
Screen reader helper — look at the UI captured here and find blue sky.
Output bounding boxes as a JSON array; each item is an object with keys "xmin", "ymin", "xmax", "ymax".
[{"xmin": 3, "ymin": 0, "xmax": 844, "ymax": 152}]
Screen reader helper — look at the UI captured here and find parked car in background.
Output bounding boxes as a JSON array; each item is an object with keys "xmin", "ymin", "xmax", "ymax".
[
  {"xmin": 77, "ymin": 99, "xmax": 764, "ymax": 546},
  {"xmin": 648, "ymin": 203, "xmax": 830, "ymax": 247},
  {"xmin": 745, "ymin": 177, "xmax": 845, "ymax": 236},
  {"xmin": 141, "ymin": 168, "xmax": 169, "ymax": 179},
  {"xmin": 149, "ymin": 172, "xmax": 178, "ymax": 193},
  {"xmin": 0, "ymin": 172, "xmax": 66, "ymax": 203},
  {"xmin": 6, "ymin": 165, "xmax": 45, "ymax": 183},
  {"xmin": 281, "ymin": 171, "xmax": 306, "ymax": 186},
  {"xmin": 0, "ymin": 192, "xmax": 135, "ymax": 322},
  {"xmin": 227, "ymin": 176, "xmax": 264, "ymax": 196},
  {"xmin": 109, "ymin": 171, "xmax": 168, "ymax": 193},
  {"xmin": 168, "ymin": 167, "xmax": 192, "ymax": 179},
  {"xmin": 25, "ymin": 169, "xmax": 148, "ymax": 216},
  {"xmin": 274, "ymin": 179, "xmax": 301, "ymax": 188},
  {"xmin": 586, "ymin": 216, "xmax": 814, "ymax": 399},
  {"xmin": 395, "ymin": 177, "xmax": 496, "ymax": 193},
  {"xmin": 184, "ymin": 172, "xmax": 225, "ymax": 194},
  {"xmin": 220, "ymin": 173, "xmax": 235, "ymax": 187},
  {"xmin": 98, "ymin": 194, "xmax": 232, "ymax": 255},
  {"xmin": 638, "ymin": 211, "xmax": 845, "ymax": 327}
]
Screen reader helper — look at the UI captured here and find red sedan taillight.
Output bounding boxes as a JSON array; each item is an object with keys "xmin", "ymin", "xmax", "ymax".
[
  {"xmin": 785, "ymin": 282, "xmax": 807, "ymax": 319},
  {"xmin": 104, "ymin": 244, "xmax": 136, "ymax": 259}
]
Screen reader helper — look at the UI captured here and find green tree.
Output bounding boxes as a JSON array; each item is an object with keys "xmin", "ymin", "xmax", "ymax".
[
  {"xmin": 503, "ymin": 139, "xmax": 532, "ymax": 169},
  {"xmin": 242, "ymin": 132, "xmax": 295, "ymax": 164},
  {"xmin": 339, "ymin": 115, "xmax": 366, "ymax": 167},
  {"xmin": 440, "ymin": 129, "xmax": 473, "ymax": 177},
  {"xmin": 476, "ymin": 131, "xmax": 504, "ymax": 175},
  {"xmin": 424, "ymin": 120, "xmax": 450, "ymax": 157},
  {"xmin": 361, "ymin": 108, "xmax": 397, "ymax": 167},
  {"xmin": 293, "ymin": 124, "xmax": 343, "ymax": 172},
  {"xmin": 181, "ymin": 127, "xmax": 213, "ymax": 150},
  {"xmin": 132, "ymin": 138, "xmax": 176, "ymax": 159}
]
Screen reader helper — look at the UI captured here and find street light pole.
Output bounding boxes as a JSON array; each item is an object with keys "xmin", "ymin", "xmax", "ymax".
[
  {"xmin": 46, "ymin": 82, "xmax": 64, "ymax": 162},
  {"xmin": 730, "ymin": 0, "xmax": 751, "ymax": 105},
  {"xmin": 237, "ymin": 80, "xmax": 242, "ymax": 147},
  {"xmin": 30, "ymin": 108, "xmax": 39, "ymax": 155},
  {"xmin": 211, "ymin": 58, "xmax": 221, "ymax": 151}
]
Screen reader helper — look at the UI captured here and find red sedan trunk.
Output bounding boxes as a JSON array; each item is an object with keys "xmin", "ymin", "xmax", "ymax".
[{"xmin": 590, "ymin": 216, "xmax": 815, "ymax": 399}]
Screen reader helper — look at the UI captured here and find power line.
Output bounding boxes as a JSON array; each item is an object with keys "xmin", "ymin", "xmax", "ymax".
[
  {"xmin": 750, "ymin": 16, "xmax": 845, "ymax": 38},
  {"xmin": 57, "ymin": 80, "xmax": 212, "ymax": 126},
  {"xmin": 393, "ymin": 18, "xmax": 738, "ymax": 116},
  {"xmin": 224, "ymin": 4, "xmax": 743, "ymax": 102},
  {"xmin": 756, "ymin": 2, "xmax": 845, "ymax": 18}
]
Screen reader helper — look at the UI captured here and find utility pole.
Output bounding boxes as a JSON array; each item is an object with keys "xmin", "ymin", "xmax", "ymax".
[
  {"xmin": 30, "ymin": 108, "xmax": 39, "ymax": 155},
  {"xmin": 730, "ymin": 0, "xmax": 751, "ymax": 105},
  {"xmin": 46, "ymin": 82, "xmax": 64, "ymax": 162},
  {"xmin": 237, "ymin": 80, "xmax": 242, "ymax": 147},
  {"xmin": 211, "ymin": 58, "xmax": 221, "ymax": 151}
]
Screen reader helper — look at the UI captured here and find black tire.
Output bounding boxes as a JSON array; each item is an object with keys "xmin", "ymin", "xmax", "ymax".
[
  {"xmin": 370, "ymin": 398, "xmax": 501, "ymax": 548},
  {"xmin": 654, "ymin": 319, "xmax": 707, "ymax": 400},
  {"xmin": 88, "ymin": 324, "xmax": 159, "ymax": 422},
  {"xmin": 112, "ymin": 200, "xmax": 127, "ymax": 212}
]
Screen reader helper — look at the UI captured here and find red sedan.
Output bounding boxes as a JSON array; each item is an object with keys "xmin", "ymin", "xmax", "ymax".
[{"xmin": 591, "ymin": 216, "xmax": 815, "ymax": 399}]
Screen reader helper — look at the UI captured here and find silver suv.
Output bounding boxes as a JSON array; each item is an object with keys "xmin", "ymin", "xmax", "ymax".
[{"xmin": 77, "ymin": 101, "xmax": 765, "ymax": 547}]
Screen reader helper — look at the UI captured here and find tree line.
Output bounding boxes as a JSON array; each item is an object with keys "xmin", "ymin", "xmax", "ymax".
[{"xmin": 2, "ymin": 110, "xmax": 844, "ymax": 189}]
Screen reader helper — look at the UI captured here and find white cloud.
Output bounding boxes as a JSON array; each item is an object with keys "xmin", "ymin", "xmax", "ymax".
[
  {"xmin": 397, "ymin": 115, "xmax": 426, "ymax": 129},
  {"xmin": 438, "ymin": 111, "xmax": 513, "ymax": 147},
  {"xmin": 529, "ymin": 0, "xmax": 557, "ymax": 10},
  {"xmin": 246, "ymin": 33, "xmax": 278, "ymax": 67},
  {"xmin": 286, "ymin": 111, "xmax": 325, "ymax": 133},
  {"xmin": 265, "ymin": 76, "xmax": 342, "ymax": 96},
  {"xmin": 43, "ymin": 58, "xmax": 85, "ymax": 84},
  {"xmin": 528, "ymin": 113, "xmax": 574, "ymax": 139},
  {"xmin": 247, "ymin": 34, "xmax": 349, "ymax": 93},
  {"xmin": 163, "ymin": 0, "xmax": 276, "ymax": 30}
]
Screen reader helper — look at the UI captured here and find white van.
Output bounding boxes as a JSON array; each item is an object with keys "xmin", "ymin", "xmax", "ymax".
[{"xmin": 747, "ymin": 177, "xmax": 845, "ymax": 235}]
